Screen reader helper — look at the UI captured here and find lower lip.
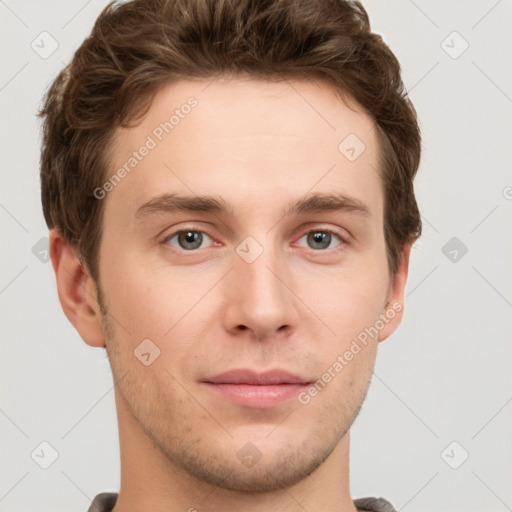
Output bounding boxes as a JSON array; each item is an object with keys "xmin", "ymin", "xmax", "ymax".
[{"xmin": 201, "ymin": 383, "xmax": 308, "ymax": 408}]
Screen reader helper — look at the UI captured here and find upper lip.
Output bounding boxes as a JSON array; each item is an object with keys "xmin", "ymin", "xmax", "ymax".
[{"xmin": 202, "ymin": 369, "xmax": 310, "ymax": 385}]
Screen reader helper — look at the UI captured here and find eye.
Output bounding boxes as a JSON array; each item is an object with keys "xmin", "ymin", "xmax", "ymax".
[
  {"xmin": 296, "ymin": 230, "xmax": 344, "ymax": 250},
  {"xmin": 161, "ymin": 227, "xmax": 345, "ymax": 253},
  {"xmin": 164, "ymin": 230, "xmax": 213, "ymax": 251}
]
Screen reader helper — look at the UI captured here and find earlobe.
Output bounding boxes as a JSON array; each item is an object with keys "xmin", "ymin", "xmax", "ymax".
[
  {"xmin": 49, "ymin": 229, "xmax": 106, "ymax": 348},
  {"xmin": 379, "ymin": 243, "xmax": 412, "ymax": 342}
]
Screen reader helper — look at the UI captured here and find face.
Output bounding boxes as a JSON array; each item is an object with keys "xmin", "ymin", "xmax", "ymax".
[{"xmin": 89, "ymin": 77, "xmax": 406, "ymax": 492}]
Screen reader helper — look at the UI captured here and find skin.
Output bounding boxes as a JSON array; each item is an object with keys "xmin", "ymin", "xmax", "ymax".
[{"xmin": 50, "ymin": 76, "xmax": 411, "ymax": 512}]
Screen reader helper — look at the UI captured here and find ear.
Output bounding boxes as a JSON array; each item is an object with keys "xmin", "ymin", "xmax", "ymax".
[
  {"xmin": 378, "ymin": 243, "xmax": 412, "ymax": 342},
  {"xmin": 49, "ymin": 229, "xmax": 106, "ymax": 347}
]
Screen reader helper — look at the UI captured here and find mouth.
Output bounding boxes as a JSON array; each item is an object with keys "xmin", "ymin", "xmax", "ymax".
[{"xmin": 200, "ymin": 369, "xmax": 312, "ymax": 408}]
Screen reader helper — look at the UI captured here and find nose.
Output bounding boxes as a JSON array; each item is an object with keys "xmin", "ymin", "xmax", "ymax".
[{"xmin": 222, "ymin": 241, "xmax": 300, "ymax": 340}]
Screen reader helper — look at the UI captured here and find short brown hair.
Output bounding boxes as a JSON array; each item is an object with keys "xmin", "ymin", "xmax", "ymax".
[{"xmin": 38, "ymin": 0, "xmax": 421, "ymax": 282}]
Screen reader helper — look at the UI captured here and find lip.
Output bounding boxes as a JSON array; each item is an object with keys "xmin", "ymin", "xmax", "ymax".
[
  {"xmin": 201, "ymin": 369, "xmax": 311, "ymax": 408},
  {"xmin": 203, "ymin": 369, "xmax": 309, "ymax": 385}
]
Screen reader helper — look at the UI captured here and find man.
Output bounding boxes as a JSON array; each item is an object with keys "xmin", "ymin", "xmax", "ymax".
[{"xmin": 39, "ymin": 0, "xmax": 421, "ymax": 510}]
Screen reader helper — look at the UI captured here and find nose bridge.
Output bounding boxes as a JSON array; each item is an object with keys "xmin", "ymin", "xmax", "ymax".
[
  {"xmin": 223, "ymin": 235, "xmax": 298, "ymax": 337},
  {"xmin": 241, "ymin": 244, "xmax": 285, "ymax": 303}
]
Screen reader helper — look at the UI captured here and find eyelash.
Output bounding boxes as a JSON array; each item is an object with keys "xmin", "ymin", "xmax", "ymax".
[{"xmin": 160, "ymin": 225, "xmax": 347, "ymax": 253}]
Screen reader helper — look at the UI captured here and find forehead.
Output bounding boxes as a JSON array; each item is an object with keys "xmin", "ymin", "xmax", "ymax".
[{"xmin": 104, "ymin": 77, "xmax": 382, "ymax": 223}]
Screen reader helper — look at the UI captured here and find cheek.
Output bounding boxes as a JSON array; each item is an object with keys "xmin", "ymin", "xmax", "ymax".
[
  {"xmin": 102, "ymin": 251, "xmax": 208, "ymax": 341},
  {"xmin": 310, "ymin": 262, "xmax": 389, "ymax": 333},
  {"xmin": 299, "ymin": 273, "xmax": 384, "ymax": 409},
  {"xmin": 299, "ymin": 256, "xmax": 389, "ymax": 384}
]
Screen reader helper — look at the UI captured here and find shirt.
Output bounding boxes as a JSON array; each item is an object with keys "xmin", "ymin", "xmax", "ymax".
[{"xmin": 87, "ymin": 492, "xmax": 398, "ymax": 512}]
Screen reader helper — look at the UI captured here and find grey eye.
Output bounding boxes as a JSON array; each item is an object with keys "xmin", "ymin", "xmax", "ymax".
[
  {"xmin": 168, "ymin": 230, "xmax": 211, "ymax": 250},
  {"xmin": 298, "ymin": 231, "xmax": 342, "ymax": 250}
]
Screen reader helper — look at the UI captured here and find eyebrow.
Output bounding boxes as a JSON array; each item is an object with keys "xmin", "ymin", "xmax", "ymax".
[{"xmin": 134, "ymin": 192, "xmax": 371, "ymax": 220}]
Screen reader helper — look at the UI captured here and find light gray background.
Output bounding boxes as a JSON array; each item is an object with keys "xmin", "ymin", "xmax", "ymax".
[{"xmin": 1, "ymin": 1, "xmax": 511, "ymax": 511}]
